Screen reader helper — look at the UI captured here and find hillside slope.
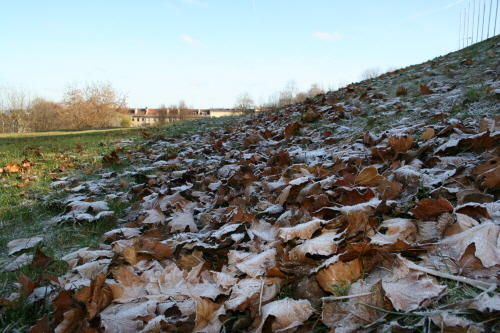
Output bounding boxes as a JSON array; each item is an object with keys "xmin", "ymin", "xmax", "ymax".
[{"xmin": 5, "ymin": 35, "xmax": 500, "ymax": 332}]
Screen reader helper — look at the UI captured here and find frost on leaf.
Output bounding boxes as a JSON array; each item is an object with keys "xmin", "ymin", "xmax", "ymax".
[
  {"xmin": 100, "ymin": 301, "xmax": 157, "ymax": 333},
  {"xmin": 235, "ymin": 248, "xmax": 277, "ymax": 278},
  {"xmin": 193, "ymin": 297, "xmax": 226, "ymax": 333},
  {"xmin": 289, "ymin": 231, "xmax": 341, "ymax": 261},
  {"xmin": 340, "ymin": 199, "xmax": 379, "ymax": 238},
  {"xmin": 437, "ymin": 223, "xmax": 500, "ymax": 268},
  {"xmin": 7, "ymin": 237, "xmax": 43, "ymax": 255},
  {"xmin": 370, "ymin": 218, "xmax": 416, "ymax": 245},
  {"xmin": 107, "ymin": 265, "xmax": 148, "ymax": 303},
  {"xmin": 225, "ymin": 278, "xmax": 279, "ymax": 312},
  {"xmin": 278, "ymin": 218, "xmax": 324, "ymax": 241},
  {"xmin": 429, "ymin": 312, "xmax": 484, "ymax": 332},
  {"xmin": 167, "ymin": 211, "xmax": 199, "ymax": 232},
  {"xmin": 255, "ymin": 298, "xmax": 313, "ymax": 333},
  {"xmin": 321, "ymin": 280, "xmax": 386, "ymax": 331}
]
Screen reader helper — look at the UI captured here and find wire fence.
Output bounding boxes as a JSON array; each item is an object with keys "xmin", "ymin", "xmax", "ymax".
[{"xmin": 459, "ymin": 0, "xmax": 499, "ymax": 49}]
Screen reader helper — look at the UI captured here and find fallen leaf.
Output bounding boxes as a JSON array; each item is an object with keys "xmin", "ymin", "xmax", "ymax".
[
  {"xmin": 30, "ymin": 247, "xmax": 54, "ymax": 270},
  {"xmin": 256, "ymin": 298, "xmax": 314, "ymax": 333},
  {"xmin": 316, "ymin": 258, "xmax": 364, "ymax": 292},
  {"xmin": 7, "ymin": 237, "xmax": 43, "ymax": 255},
  {"xmin": 410, "ymin": 197, "xmax": 453, "ymax": 219}
]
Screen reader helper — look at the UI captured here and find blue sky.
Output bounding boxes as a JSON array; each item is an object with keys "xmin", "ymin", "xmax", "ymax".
[{"xmin": 0, "ymin": 0, "xmax": 490, "ymax": 108}]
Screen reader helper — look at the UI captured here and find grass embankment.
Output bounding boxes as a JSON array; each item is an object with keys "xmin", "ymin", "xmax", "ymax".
[{"xmin": 0, "ymin": 118, "xmax": 232, "ymax": 330}]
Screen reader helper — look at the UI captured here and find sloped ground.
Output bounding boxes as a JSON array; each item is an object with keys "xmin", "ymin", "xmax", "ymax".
[{"xmin": 4, "ymin": 36, "xmax": 500, "ymax": 332}]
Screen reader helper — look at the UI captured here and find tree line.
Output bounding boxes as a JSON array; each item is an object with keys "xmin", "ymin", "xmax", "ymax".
[{"xmin": 0, "ymin": 81, "xmax": 128, "ymax": 133}]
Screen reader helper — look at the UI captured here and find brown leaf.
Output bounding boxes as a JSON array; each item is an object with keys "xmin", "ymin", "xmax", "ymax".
[
  {"xmin": 5, "ymin": 162, "xmax": 22, "ymax": 173},
  {"xmin": 30, "ymin": 247, "xmax": 54, "ymax": 270},
  {"xmin": 133, "ymin": 236, "xmax": 174, "ymax": 259},
  {"xmin": 284, "ymin": 122, "xmax": 302, "ymax": 139},
  {"xmin": 54, "ymin": 309, "xmax": 85, "ymax": 333},
  {"xmin": 18, "ymin": 273, "xmax": 37, "ymax": 298},
  {"xmin": 420, "ymin": 127, "xmax": 435, "ymax": 141},
  {"xmin": 316, "ymin": 258, "xmax": 363, "ymax": 292},
  {"xmin": 338, "ymin": 187, "xmax": 375, "ymax": 206},
  {"xmin": 193, "ymin": 297, "xmax": 226, "ymax": 333},
  {"xmin": 387, "ymin": 135, "xmax": 414, "ymax": 153},
  {"xmin": 410, "ymin": 197, "xmax": 453, "ymax": 219},
  {"xmin": 74, "ymin": 273, "xmax": 113, "ymax": 321},
  {"xmin": 376, "ymin": 180, "xmax": 402, "ymax": 200},
  {"xmin": 355, "ymin": 165, "xmax": 384, "ymax": 186},
  {"xmin": 107, "ymin": 265, "xmax": 148, "ymax": 302},
  {"xmin": 52, "ymin": 290, "xmax": 75, "ymax": 326},
  {"xmin": 420, "ymin": 84, "xmax": 432, "ymax": 95},
  {"xmin": 437, "ymin": 223, "xmax": 500, "ymax": 268},
  {"xmin": 29, "ymin": 315, "xmax": 52, "ymax": 333}
]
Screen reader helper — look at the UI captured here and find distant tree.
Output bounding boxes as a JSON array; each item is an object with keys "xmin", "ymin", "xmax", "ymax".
[
  {"xmin": 307, "ymin": 83, "xmax": 325, "ymax": 98},
  {"xmin": 386, "ymin": 66, "xmax": 400, "ymax": 73},
  {"xmin": 234, "ymin": 91, "xmax": 255, "ymax": 111},
  {"xmin": 178, "ymin": 99, "xmax": 191, "ymax": 121},
  {"xmin": 29, "ymin": 97, "xmax": 66, "ymax": 131},
  {"xmin": 158, "ymin": 103, "xmax": 169, "ymax": 123},
  {"xmin": 359, "ymin": 67, "xmax": 382, "ymax": 81},
  {"xmin": 119, "ymin": 115, "xmax": 135, "ymax": 127},
  {"xmin": 62, "ymin": 81, "xmax": 127, "ymax": 130},
  {"xmin": 279, "ymin": 79, "xmax": 299, "ymax": 106},
  {"xmin": 0, "ymin": 84, "xmax": 35, "ymax": 132}
]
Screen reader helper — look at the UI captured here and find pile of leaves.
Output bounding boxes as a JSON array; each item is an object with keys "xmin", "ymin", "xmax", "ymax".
[{"xmin": 3, "ymin": 37, "xmax": 500, "ymax": 333}]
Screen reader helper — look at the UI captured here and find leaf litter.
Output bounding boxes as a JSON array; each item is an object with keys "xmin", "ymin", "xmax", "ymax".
[{"xmin": 4, "ymin": 36, "xmax": 500, "ymax": 333}]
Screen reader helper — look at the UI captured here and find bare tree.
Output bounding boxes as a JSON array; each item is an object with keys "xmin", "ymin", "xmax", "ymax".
[
  {"xmin": 158, "ymin": 103, "xmax": 169, "ymax": 123},
  {"xmin": 0, "ymin": 84, "xmax": 35, "ymax": 132},
  {"xmin": 29, "ymin": 97, "xmax": 66, "ymax": 131},
  {"xmin": 359, "ymin": 67, "xmax": 382, "ymax": 81},
  {"xmin": 178, "ymin": 99, "xmax": 191, "ymax": 121},
  {"xmin": 234, "ymin": 91, "xmax": 255, "ymax": 111},
  {"xmin": 62, "ymin": 81, "xmax": 127, "ymax": 129},
  {"xmin": 279, "ymin": 79, "xmax": 299, "ymax": 106},
  {"xmin": 307, "ymin": 83, "xmax": 326, "ymax": 98}
]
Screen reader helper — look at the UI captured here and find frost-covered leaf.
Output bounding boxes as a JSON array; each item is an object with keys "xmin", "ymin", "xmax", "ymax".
[
  {"xmin": 225, "ymin": 278, "xmax": 279, "ymax": 312},
  {"xmin": 107, "ymin": 265, "xmax": 148, "ymax": 303},
  {"xmin": 255, "ymin": 298, "xmax": 313, "ymax": 333},
  {"xmin": 235, "ymin": 248, "xmax": 276, "ymax": 278},
  {"xmin": 3, "ymin": 254, "xmax": 33, "ymax": 271},
  {"xmin": 289, "ymin": 231, "xmax": 341, "ymax": 260},
  {"xmin": 100, "ymin": 301, "xmax": 157, "ymax": 333},
  {"xmin": 438, "ymin": 222, "xmax": 500, "ymax": 268},
  {"xmin": 167, "ymin": 211, "xmax": 198, "ymax": 232},
  {"xmin": 193, "ymin": 297, "xmax": 226, "ymax": 333},
  {"xmin": 370, "ymin": 218, "xmax": 416, "ymax": 245},
  {"xmin": 7, "ymin": 237, "xmax": 43, "ymax": 255},
  {"xmin": 383, "ymin": 270, "xmax": 445, "ymax": 311},
  {"xmin": 278, "ymin": 218, "xmax": 324, "ymax": 241}
]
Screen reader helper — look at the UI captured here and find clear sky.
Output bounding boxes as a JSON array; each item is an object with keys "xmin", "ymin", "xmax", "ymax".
[{"xmin": 1, "ymin": 0, "xmax": 492, "ymax": 109}]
